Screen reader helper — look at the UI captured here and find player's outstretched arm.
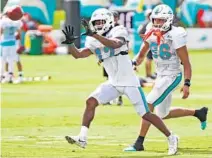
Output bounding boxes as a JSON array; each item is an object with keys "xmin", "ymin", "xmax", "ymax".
[
  {"xmin": 133, "ymin": 41, "xmax": 149, "ymax": 66},
  {"xmin": 177, "ymin": 45, "xmax": 192, "ymax": 99},
  {"xmin": 68, "ymin": 46, "xmax": 92, "ymax": 59},
  {"xmin": 61, "ymin": 25, "xmax": 92, "ymax": 59},
  {"xmin": 93, "ymin": 34, "xmax": 125, "ymax": 49}
]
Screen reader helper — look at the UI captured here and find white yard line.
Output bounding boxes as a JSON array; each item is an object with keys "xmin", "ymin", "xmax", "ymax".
[{"xmin": 2, "ymin": 135, "xmax": 165, "ymax": 142}]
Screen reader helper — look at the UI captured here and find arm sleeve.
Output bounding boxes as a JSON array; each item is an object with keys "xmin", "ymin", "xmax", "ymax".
[{"xmin": 172, "ymin": 28, "xmax": 187, "ymax": 49}]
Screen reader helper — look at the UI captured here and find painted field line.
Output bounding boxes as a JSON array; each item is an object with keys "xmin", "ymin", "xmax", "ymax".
[{"xmin": 2, "ymin": 135, "xmax": 165, "ymax": 143}]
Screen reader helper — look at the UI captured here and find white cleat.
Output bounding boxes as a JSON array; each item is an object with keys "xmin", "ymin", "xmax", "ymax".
[
  {"xmin": 1, "ymin": 78, "xmax": 8, "ymax": 84},
  {"xmin": 13, "ymin": 77, "xmax": 23, "ymax": 84},
  {"xmin": 110, "ymin": 99, "xmax": 117, "ymax": 105},
  {"xmin": 168, "ymin": 134, "xmax": 179, "ymax": 155},
  {"xmin": 1, "ymin": 77, "xmax": 11, "ymax": 84},
  {"xmin": 65, "ymin": 135, "xmax": 87, "ymax": 148}
]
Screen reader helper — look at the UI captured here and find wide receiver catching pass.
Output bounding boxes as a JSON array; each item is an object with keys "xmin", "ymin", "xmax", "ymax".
[
  {"xmin": 62, "ymin": 8, "xmax": 178, "ymax": 155},
  {"xmin": 124, "ymin": 4, "xmax": 208, "ymax": 153}
]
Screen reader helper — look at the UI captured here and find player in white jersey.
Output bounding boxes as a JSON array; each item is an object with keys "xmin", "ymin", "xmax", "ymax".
[
  {"xmin": 4, "ymin": 32, "xmax": 24, "ymax": 83},
  {"xmin": 124, "ymin": 4, "xmax": 208, "ymax": 153},
  {"xmin": 61, "ymin": 8, "xmax": 178, "ymax": 155},
  {"xmin": 85, "ymin": 10, "xmax": 124, "ymax": 106},
  {"xmin": 0, "ymin": 14, "xmax": 22, "ymax": 83}
]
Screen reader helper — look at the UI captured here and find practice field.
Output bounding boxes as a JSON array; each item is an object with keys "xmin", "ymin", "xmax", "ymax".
[{"xmin": 1, "ymin": 50, "xmax": 212, "ymax": 158}]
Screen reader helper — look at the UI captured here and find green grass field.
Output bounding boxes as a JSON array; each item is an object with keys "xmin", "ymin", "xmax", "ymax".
[{"xmin": 1, "ymin": 50, "xmax": 212, "ymax": 158}]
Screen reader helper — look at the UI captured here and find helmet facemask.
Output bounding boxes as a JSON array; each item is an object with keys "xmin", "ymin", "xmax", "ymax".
[
  {"xmin": 151, "ymin": 4, "xmax": 174, "ymax": 32},
  {"xmin": 90, "ymin": 8, "xmax": 115, "ymax": 35},
  {"xmin": 152, "ymin": 18, "xmax": 170, "ymax": 31},
  {"xmin": 92, "ymin": 20, "xmax": 106, "ymax": 35}
]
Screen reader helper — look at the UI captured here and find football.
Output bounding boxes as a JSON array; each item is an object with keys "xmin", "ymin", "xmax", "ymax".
[{"xmin": 6, "ymin": 5, "xmax": 23, "ymax": 21}]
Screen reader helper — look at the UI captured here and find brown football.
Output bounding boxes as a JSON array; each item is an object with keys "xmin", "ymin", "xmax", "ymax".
[{"xmin": 6, "ymin": 5, "xmax": 23, "ymax": 21}]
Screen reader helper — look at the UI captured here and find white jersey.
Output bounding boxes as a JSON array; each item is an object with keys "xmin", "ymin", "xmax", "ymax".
[
  {"xmin": 0, "ymin": 17, "xmax": 22, "ymax": 46},
  {"xmin": 85, "ymin": 25, "xmax": 140, "ymax": 87},
  {"xmin": 146, "ymin": 26, "xmax": 187, "ymax": 76}
]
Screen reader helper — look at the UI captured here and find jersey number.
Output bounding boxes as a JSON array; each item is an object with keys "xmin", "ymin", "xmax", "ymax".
[
  {"xmin": 95, "ymin": 47, "xmax": 115, "ymax": 60},
  {"xmin": 150, "ymin": 42, "xmax": 171, "ymax": 60},
  {"xmin": 9, "ymin": 27, "xmax": 15, "ymax": 35},
  {"xmin": 4, "ymin": 27, "xmax": 15, "ymax": 38}
]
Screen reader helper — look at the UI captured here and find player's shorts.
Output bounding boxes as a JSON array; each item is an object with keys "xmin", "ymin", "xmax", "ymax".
[
  {"xmin": 146, "ymin": 50, "xmax": 153, "ymax": 60},
  {"xmin": 89, "ymin": 81, "xmax": 149, "ymax": 116},
  {"xmin": 1, "ymin": 45, "xmax": 19, "ymax": 62},
  {"xmin": 14, "ymin": 54, "xmax": 20, "ymax": 62},
  {"xmin": 146, "ymin": 72, "xmax": 182, "ymax": 118}
]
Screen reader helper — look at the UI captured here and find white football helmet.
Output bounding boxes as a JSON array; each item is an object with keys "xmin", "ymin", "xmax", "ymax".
[
  {"xmin": 150, "ymin": 4, "xmax": 174, "ymax": 31},
  {"xmin": 90, "ymin": 8, "xmax": 114, "ymax": 35}
]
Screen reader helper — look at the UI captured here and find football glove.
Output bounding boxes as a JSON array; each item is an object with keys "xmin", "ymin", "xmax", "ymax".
[
  {"xmin": 81, "ymin": 19, "xmax": 96, "ymax": 36},
  {"xmin": 61, "ymin": 25, "xmax": 79, "ymax": 44}
]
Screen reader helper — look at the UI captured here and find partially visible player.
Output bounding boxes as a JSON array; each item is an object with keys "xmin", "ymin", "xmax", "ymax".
[
  {"xmin": 4, "ymin": 31, "xmax": 24, "ymax": 83},
  {"xmin": 124, "ymin": 4, "xmax": 208, "ymax": 153},
  {"xmin": 0, "ymin": 14, "xmax": 22, "ymax": 83},
  {"xmin": 137, "ymin": 9, "xmax": 156, "ymax": 81},
  {"xmin": 62, "ymin": 8, "xmax": 179, "ymax": 155}
]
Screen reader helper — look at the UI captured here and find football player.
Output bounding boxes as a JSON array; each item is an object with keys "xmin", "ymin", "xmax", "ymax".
[
  {"xmin": 0, "ymin": 14, "xmax": 22, "ymax": 83},
  {"xmin": 62, "ymin": 8, "xmax": 178, "ymax": 155},
  {"xmin": 4, "ymin": 31, "xmax": 24, "ymax": 83},
  {"xmin": 124, "ymin": 4, "xmax": 208, "ymax": 153}
]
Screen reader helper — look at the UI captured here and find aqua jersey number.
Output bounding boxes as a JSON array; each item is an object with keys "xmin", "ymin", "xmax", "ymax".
[
  {"xmin": 150, "ymin": 42, "xmax": 171, "ymax": 60},
  {"xmin": 4, "ymin": 26, "xmax": 16, "ymax": 39},
  {"xmin": 95, "ymin": 47, "xmax": 115, "ymax": 60}
]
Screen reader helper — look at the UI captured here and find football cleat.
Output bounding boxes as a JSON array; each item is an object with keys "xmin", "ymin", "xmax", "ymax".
[
  {"xmin": 195, "ymin": 107, "xmax": 208, "ymax": 130},
  {"xmin": 65, "ymin": 135, "xmax": 87, "ymax": 148},
  {"xmin": 123, "ymin": 144, "xmax": 144, "ymax": 152},
  {"xmin": 13, "ymin": 77, "xmax": 23, "ymax": 84},
  {"xmin": 168, "ymin": 134, "xmax": 179, "ymax": 155}
]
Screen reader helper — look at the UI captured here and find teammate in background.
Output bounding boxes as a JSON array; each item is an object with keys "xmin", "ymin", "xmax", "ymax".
[
  {"xmin": 4, "ymin": 31, "xmax": 24, "ymax": 83},
  {"xmin": 0, "ymin": 14, "xmax": 22, "ymax": 83},
  {"xmin": 124, "ymin": 4, "xmax": 208, "ymax": 152},
  {"xmin": 137, "ymin": 9, "xmax": 156, "ymax": 81},
  {"xmin": 112, "ymin": 10, "xmax": 120, "ymax": 26},
  {"xmin": 62, "ymin": 8, "xmax": 178, "ymax": 155}
]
